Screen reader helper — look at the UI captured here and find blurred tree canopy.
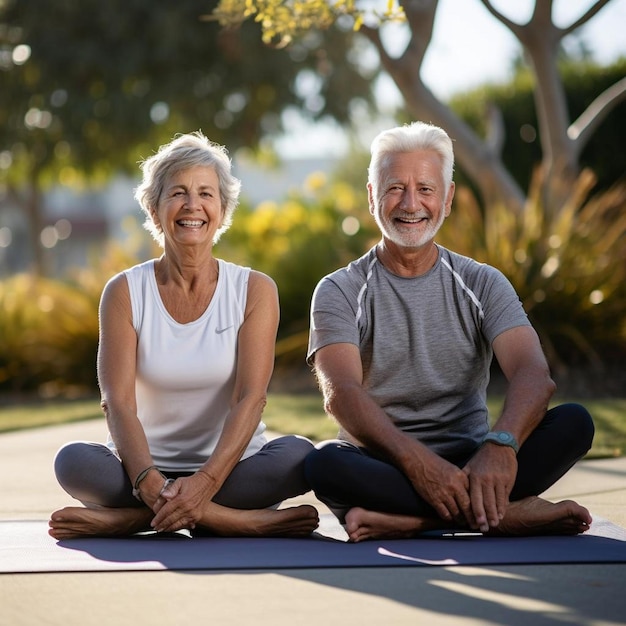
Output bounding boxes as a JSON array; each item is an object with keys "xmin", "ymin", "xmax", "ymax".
[
  {"xmin": 0, "ymin": 0, "xmax": 376, "ymax": 274},
  {"xmin": 213, "ymin": 0, "xmax": 626, "ymax": 212}
]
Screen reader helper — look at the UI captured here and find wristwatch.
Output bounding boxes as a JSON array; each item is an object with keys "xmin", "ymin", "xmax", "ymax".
[{"xmin": 482, "ymin": 430, "xmax": 519, "ymax": 453}]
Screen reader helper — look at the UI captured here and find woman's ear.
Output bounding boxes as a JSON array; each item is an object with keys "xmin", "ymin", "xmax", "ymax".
[{"xmin": 149, "ymin": 206, "xmax": 163, "ymax": 232}]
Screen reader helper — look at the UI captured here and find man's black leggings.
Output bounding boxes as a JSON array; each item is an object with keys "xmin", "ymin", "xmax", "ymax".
[{"xmin": 304, "ymin": 403, "xmax": 594, "ymax": 521}]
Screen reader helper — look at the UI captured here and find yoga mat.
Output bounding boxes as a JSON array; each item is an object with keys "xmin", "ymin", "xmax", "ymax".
[{"xmin": 1, "ymin": 517, "xmax": 625, "ymax": 574}]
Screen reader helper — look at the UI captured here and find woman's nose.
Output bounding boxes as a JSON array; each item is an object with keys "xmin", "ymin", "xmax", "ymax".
[{"xmin": 184, "ymin": 192, "xmax": 200, "ymax": 209}]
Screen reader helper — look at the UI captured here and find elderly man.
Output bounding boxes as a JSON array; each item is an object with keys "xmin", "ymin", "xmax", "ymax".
[{"xmin": 304, "ymin": 121, "xmax": 594, "ymax": 542}]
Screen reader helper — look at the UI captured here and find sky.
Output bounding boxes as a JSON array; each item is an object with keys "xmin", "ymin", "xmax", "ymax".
[{"xmin": 272, "ymin": 0, "xmax": 626, "ymax": 159}]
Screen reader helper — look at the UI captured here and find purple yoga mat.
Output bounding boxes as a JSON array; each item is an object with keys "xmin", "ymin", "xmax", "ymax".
[{"xmin": 1, "ymin": 517, "xmax": 625, "ymax": 573}]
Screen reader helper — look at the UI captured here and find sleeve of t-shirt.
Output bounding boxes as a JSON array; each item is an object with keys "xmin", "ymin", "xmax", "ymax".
[
  {"xmin": 307, "ymin": 275, "xmax": 360, "ymax": 365},
  {"xmin": 479, "ymin": 265, "xmax": 531, "ymax": 344}
]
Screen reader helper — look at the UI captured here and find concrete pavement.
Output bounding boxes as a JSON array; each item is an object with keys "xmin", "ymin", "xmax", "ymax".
[{"xmin": 1, "ymin": 418, "xmax": 625, "ymax": 625}]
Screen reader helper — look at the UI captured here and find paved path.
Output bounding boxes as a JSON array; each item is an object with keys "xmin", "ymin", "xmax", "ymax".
[{"xmin": 1, "ymin": 419, "xmax": 625, "ymax": 625}]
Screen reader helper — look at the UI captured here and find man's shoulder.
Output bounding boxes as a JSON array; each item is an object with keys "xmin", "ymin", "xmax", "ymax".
[
  {"xmin": 438, "ymin": 246, "xmax": 503, "ymax": 281},
  {"xmin": 319, "ymin": 247, "xmax": 377, "ymax": 287}
]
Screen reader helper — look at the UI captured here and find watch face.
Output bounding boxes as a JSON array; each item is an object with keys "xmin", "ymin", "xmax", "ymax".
[
  {"xmin": 486, "ymin": 431, "xmax": 519, "ymax": 452},
  {"xmin": 496, "ymin": 432, "xmax": 513, "ymax": 444}
]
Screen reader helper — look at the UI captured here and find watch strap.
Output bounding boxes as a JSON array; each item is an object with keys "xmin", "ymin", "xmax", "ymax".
[{"xmin": 482, "ymin": 430, "xmax": 519, "ymax": 453}]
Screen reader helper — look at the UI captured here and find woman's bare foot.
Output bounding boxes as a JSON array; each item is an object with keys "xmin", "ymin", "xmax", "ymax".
[
  {"xmin": 344, "ymin": 507, "xmax": 448, "ymax": 542},
  {"xmin": 201, "ymin": 504, "xmax": 320, "ymax": 538},
  {"xmin": 48, "ymin": 506, "xmax": 152, "ymax": 540},
  {"xmin": 489, "ymin": 496, "xmax": 592, "ymax": 536},
  {"xmin": 50, "ymin": 503, "xmax": 319, "ymax": 540}
]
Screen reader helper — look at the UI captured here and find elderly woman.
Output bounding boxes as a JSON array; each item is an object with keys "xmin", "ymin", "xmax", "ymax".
[{"xmin": 49, "ymin": 132, "xmax": 318, "ymax": 539}]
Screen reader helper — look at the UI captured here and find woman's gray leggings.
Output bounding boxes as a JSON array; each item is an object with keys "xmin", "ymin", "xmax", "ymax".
[{"xmin": 54, "ymin": 435, "xmax": 314, "ymax": 510}]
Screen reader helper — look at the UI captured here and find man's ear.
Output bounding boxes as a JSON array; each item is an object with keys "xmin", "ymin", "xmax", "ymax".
[
  {"xmin": 444, "ymin": 182, "xmax": 455, "ymax": 217},
  {"xmin": 367, "ymin": 183, "xmax": 376, "ymax": 216}
]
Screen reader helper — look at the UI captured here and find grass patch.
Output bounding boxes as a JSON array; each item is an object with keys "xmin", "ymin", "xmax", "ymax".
[
  {"xmin": 486, "ymin": 396, "xmax": 626, "ymax": 459},
  {"xmin": 0, "ymin": 393, "xmax": 623, "ymax": 458},
  {"xmin": 263, "ymin": 393, "xmax": 335, "ymax": 441},
  {"xmin": 0, "ymin": 397, "xmax": 103, "ymax": 433},
  {"xmin": 577, "ymin": 398, "xmax": 626, "ymax": 458}
]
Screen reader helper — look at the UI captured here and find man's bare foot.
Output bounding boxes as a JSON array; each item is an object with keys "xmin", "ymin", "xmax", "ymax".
[
  {"xmin": 337, "ymin": 497, "xmax": 592, "ymax": 542},
  {"xmin": 206, "ymin": 504, "xmax": 320, "ymax": 538},
  {"xmin": 490, "ymin": 496, "xmax": 592, "ymax": 536},
  {"xmin": 344, "ymin": 507, "xmax": 448, "ymax": 542},
  {"xmin": 49, "ymin": 506, "xmax": 152, "ymax": 540}
]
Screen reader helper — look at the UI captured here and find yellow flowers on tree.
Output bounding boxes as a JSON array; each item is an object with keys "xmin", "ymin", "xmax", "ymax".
[{"xmin": 212, "ymin": 0, "xmax": 404, "ymax": 46}]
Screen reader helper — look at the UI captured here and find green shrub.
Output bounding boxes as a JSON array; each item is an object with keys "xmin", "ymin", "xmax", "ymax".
[
  {"xmin": 437, "ymin": 169, "xmax": 626, "ymax": 372},
  {"xmin": 0, "ymin": 241, "xmax": 142, "ymax": 394},
  {"xmin": 0, "ymin": 274, "xmax": 98, "ymax": 392},
  {"xmin": 3, "ymin": 168, "xmax": 623, "ymax": 393},
  {"xmin": 218, "ymin": 171, "xmax": 379, "ymax": 349}
]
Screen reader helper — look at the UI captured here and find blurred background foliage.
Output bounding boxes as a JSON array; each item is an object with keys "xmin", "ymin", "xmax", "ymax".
[
  {"xmin": 1, "ymin": 165, "xmax": 624, "ymax": 395},
  {"xmin": 0, "ymin": 1, "xmax": 624, "ymax": 396}
]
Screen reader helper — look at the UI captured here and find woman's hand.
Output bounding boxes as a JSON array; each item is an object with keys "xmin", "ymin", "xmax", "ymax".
[{"xmin": 149, "ymin": 472, "xmax": 213, "ymax": 533}]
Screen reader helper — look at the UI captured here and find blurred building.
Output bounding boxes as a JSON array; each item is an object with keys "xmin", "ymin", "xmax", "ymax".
[
  {"xmin": 0, "ymin": 156, "xmax": 336, "ymax": 278},
  {"xmin": 0, "ymin": 176, "xmax": 137, "ymax": 277}
]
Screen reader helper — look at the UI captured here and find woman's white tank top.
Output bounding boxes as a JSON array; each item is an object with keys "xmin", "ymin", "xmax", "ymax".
[{"xmin": 120, "ymin": 258, "xmax": 267, "ymax": 471}]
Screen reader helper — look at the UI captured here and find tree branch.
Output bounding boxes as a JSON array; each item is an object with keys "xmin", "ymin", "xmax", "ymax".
[
  {"xmin": 485, "ymin": 102, "xmax": 505, "ymax": 157},
  {"xmin": 359, "ymin": 24, "xmax": 389, "ymax": 64},
  {"xmin": 360, "ymin": 1, "xmax": 437, "ymax": 68},
  {"xmin": 569, "ymin": 76, "xmax": 626, "ymax": 157},
  {"xmin": 479, "ymin": 0, "xmax": 525, "ymax": 37},
  {"xmin": 400, "ymin": 0, "xmax": 438, "ymax": 64},
  {"xmin": 562, "ymin": 0, "xmax": 613, "ymax": 37}
]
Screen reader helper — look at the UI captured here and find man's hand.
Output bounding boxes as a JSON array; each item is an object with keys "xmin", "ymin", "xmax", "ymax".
[
  {"xmin": 408, "ymin": 452, "xmax": 476, "ymax": 528},
  {"xmin": 463, "ymin": 443, "xmax": 518, "ymax": 532}
]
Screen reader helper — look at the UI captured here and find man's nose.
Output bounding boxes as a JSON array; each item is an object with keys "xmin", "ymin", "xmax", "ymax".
[{"xmin": 400, "ymin": 187, "xmax": 418, "ymax": 210}]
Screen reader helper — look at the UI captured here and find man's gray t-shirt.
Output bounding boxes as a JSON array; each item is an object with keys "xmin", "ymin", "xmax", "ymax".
[{"xmin": 307, "ymin": 245, "xmax": 530, "ymax": 459}]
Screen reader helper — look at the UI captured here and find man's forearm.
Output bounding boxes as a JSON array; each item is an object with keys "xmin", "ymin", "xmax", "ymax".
[{"xmin": 492, "ymin": 370, "xmax": 556, "ymax": 446}]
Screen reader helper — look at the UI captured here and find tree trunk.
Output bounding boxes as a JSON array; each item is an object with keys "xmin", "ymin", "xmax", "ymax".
[
  {"xmin": 391, "ymin": 62, "xmax": 526, "ymax": 211},
  {"xmin": 362, "ymin": 1, "xmax": 526, "ymax": 211},
  {"xmin": 23, "ymin": 178, "xmax": 45, "ymax": 277}
]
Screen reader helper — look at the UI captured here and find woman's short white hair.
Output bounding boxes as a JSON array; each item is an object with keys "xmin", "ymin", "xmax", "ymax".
[
  {"xmin": 368, "ymin": 121, "xmax": 454, "ymax": 204},
  {"xmin": 134, "ymin": 131, "xmax": 241, "ymax": 247}
]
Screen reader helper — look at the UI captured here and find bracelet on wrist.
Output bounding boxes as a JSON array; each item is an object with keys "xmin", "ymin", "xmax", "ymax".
[
  {"xmin": 132, "ymin": 464, "xmax": 162, "ymax": 501},
  {"xmin": 482, "ymin": 431, "xmax": 519, "ymax": 454}
]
